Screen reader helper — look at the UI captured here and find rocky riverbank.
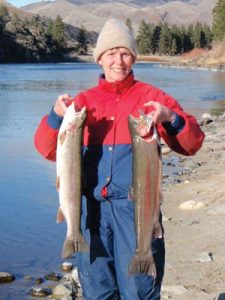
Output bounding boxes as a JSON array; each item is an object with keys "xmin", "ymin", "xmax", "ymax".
[{"xmin": 161, "ymin": 112, "xmax": 225, "ymax": 300}]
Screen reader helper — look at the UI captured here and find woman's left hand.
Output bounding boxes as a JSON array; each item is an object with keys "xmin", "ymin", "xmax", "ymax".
[{"xmin": 144, "ymin": 101, "xmax": 175, "ymax": 124}]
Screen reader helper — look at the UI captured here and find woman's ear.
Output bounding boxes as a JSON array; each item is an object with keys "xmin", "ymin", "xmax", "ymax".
[{"xmin": 98, "ymin": 57, "xmax": 103, "ymax": 66}]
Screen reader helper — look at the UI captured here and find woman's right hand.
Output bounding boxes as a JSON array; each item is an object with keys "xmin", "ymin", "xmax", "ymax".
[{"xmin": 53, "ymin": 93, "xmax": 74, "ymax": 117}]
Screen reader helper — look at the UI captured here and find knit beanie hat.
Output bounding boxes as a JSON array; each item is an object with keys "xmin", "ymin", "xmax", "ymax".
[{"xmin": 93, "ymin": 18, "xmax": 138, "ymax": 63}]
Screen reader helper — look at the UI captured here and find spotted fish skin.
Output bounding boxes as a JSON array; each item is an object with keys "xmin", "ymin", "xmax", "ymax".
[
  {"xmin": 128, "ymin": 112, "xmax": 162, "ymax": 277},
  {"xmin": 56, "ymin": 104, "xmax": 89, "ymax": 259}
]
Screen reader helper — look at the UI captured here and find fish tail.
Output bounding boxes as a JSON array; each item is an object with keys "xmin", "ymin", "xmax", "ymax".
[
  {"xmin": 62, "ymin": 234, "xmax": 89, "ymax": 258},
  {"xmin": 62, "ymin": 237, "xmax": 75, "ymax": 259},
  {"xmin": 128, "ymin": 253, "xmax": 156, "ymax": 277},
  {"xmin": 74, "ymin": 234, "xmax": 89, "ymax": 253}
]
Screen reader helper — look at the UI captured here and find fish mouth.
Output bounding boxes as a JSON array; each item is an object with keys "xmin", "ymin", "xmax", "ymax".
[
  {"xmin": 129, "ymin": 110, "xmax": 153, "ymax": 138},
  {"xmin": 74, "ymin": 105, "xmax": 86, "ymax": 114},
  {"xmin": 74, "ymin": 105, "xmax": 87, "ymax": 120}
]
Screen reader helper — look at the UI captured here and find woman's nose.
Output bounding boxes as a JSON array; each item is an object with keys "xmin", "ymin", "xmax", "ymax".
[{"xmin": 114, "ymin": 53, "xmax": 123, "ymax": 64}]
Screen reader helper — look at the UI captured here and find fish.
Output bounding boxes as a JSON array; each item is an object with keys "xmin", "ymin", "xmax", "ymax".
[
  {"xmin": 56, "ymin": 103, "xmax": 89, "ymax": 259},
  {"xmin": 128, "ymin": 110, "xmax": 162, "ymax": 277}
]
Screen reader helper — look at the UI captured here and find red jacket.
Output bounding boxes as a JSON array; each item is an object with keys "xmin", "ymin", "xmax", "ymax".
[{"xmin": 34, "ymin": 71, "xmax": 204, "ymax": 200}]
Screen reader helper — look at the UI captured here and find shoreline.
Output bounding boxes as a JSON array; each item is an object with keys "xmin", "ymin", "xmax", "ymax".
[
  {"xmin": 1, "ymin": 53, "xmax": 225, "ymax": 74},
  {"xmin": 137, "ymin": 49, "xmax": 225, "ymax": 72}
]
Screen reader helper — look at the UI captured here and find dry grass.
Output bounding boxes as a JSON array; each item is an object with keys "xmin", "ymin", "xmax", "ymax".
[
  {"xmin": 180, "ymin": 48, "xmax": 207, "ymax": 60},
  {"xmin": 200, "ymin": 42, "xmax": 225, "ymax": 65},
  {"xmin": 175, "ymin": 43, "xmax": 225, "ymax": 68},
  {"xmin": 138, "ymin": 43, "xmax": 225, "ymax": 69},
  {"xmin": 137, "ymin": 55, "xmax": 168, "ymax": 63}
]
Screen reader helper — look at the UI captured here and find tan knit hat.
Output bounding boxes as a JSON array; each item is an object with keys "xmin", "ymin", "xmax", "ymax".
[{"xmin": 93, "ymin": 18, "xmax": 137, "ymax": 63}]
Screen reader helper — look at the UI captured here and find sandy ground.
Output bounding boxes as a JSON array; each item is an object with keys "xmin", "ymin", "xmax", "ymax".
[{"xmin": 161, "ymin": 113, "xmax": 225, "ymax": 300}]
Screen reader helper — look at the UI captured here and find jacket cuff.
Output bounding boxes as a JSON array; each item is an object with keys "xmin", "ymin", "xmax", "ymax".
[
  {"xmin": 47, "ymin": 107, "xmax": 63, "ymax": 129},
  {"xmin": 163, "ymin": 113, "xmax": 185, "ymax": 135}
]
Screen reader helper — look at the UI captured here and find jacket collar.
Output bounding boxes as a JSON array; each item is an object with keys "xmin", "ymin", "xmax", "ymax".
[{"xmin": 98, "ymin": 70, "xmax": 136, "ymax": 94}]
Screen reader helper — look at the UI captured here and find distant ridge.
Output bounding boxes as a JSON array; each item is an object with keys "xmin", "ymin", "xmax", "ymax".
[{"xmin": 20, "ymin": 0, "xmax": 217, "ymax": 33}]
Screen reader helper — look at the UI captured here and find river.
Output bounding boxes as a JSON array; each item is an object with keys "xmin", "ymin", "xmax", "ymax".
[{"xmin": 0, "ymin": 63, "xmax": 225, "ymax": 299}]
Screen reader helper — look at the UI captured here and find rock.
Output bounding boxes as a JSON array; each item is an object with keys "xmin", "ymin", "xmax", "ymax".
[
  {"xmin": 202, "ymin": 113, "xmax": 213, "ymax": 120},
  {"xmin": 71, "ymin": 268, "xmax": 82, "ymax": 297},
  {"xmin": 198, "ymin": 252, "xmax": 213, "ymax": 263},
  {"xmin": 61, "ymin": 295, "xmax": 73, "ymax": 300},
  {"xmin": 0, "ymin": 272, "xmax": 15, "ymax": 283},
  {"xmin": 71, "ymin": 268, "xmax": 80, "ymax": 285},
  {"xmin": 162, "ymin": 216, "xmax": 172, "ymax": 222},
  {"xmin": 30, "ymin": 287, "xmax": 51, "ymax": 297},
  {"xmin": 52, "ymin": 283, "xmax": 73, "ymax": 299},
  {"xmin": 199, "ymin": 118, "xmax": 214, "ymax": 126},
  {"xmin": 162, "ymin": 285, "xmax": 188, "ymax": 295},
  {"xmin": 61, "ymin": 262, "xmax": 73, "ymax": 272},
  {"xmin": 183, "ymin": 159, "xmax": 197, "ymax": 169},
  {"xmin": 219, "ymin": 112, "xmax": 225, "ymax": 119},
  {"xmin": 179, "ymin": 200, "xmax": 205, "ymax": 210},
  {"xmin": 188, "ymin": 220, "xmax": 200, "ymax": 226},
  {"xmin": 24, "ymin": 275, "xmax": 32, "ymax": 281},
  {"xmin": 45, "ymin": 272, "xmax": 61, "ymax": 281},
  {"xmin": 162, "ymin": 146, "xmax": 172, "ymax": 155},
  {"xmin": 207, "ymin": 204, "xmax": 225, "ymax": 216},
  {"xmin": 35, "ymin": 277, "xmax": 44, "ymax": 285}
]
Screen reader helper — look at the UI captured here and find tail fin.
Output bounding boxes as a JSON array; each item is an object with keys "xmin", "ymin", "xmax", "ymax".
[
  {"xmin": 128, "ymin": 253, "xmax": 156, "ymax": 277},
  {"xmin": 61, "ymin": 235, "xmax": 89, "ymax": 259},
  {"xmin": 74, "ymin": 234, "xmax": 89, "ymax": 253},
  {"xmin": 62, "ymin": 237, "xmax": 75, "ymax": 259}
]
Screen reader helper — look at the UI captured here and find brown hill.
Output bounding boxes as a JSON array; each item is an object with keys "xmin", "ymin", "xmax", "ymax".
[
  {"xmin": 20, "ymin": 0, "xmax": 217, "ymax": 33},
  {"xmin": 0, "ymin": 0, "xmax": 33, "ymax": 18},
  {"xmin": 0, "ymin": 0, "xmax": 97, "ymax": 62}
]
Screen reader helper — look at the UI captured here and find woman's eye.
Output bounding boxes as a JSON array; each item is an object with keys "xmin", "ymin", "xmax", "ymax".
[{"xmin": 123, "ymin": 53, "xmax": 131, "ymax": 58}]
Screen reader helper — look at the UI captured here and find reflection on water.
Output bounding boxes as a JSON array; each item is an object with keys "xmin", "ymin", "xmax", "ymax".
[{"xmin": 0, "ymin": 63, "xmax": 225, "ymax": 299}]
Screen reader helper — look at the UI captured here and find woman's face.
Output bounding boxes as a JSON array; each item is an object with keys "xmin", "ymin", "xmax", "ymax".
[{"xmin": 98, "ymin": 47, "xmax": 135, "ymax": 82}]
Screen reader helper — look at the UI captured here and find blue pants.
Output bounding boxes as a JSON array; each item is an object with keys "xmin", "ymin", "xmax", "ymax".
[{"xmin": 76, "ymin": 197, "xmax": 165, "ymax": 300}]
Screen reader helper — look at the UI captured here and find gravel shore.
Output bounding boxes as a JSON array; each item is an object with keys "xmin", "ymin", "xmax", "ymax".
[{"xmin": 161, "ymin": 112, "xmax": 225, "ymax": 300}]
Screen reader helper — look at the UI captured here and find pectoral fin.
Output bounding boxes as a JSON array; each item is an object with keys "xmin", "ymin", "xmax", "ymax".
[
  {"xmin": 59, "ymin": 131, "xmax": 66, "ymax": 145},
  {"xmin": 56, "ymin": 207, "xmax": 65, "ymax": 223},
  {"xmin": 56, "ymin": 176, "xmax": 60, "ymax": 191}
]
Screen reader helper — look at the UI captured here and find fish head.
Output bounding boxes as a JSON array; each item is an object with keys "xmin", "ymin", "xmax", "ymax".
[
  {"xmin": 64, "ymin": 104, "xmax": 87, "ymax": 132},
  {"xmin": 128, "ymin": 110, "xmax": 154, "ymax": 138}
]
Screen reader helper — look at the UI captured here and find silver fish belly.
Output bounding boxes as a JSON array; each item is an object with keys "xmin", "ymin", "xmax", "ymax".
[
  {"xmin": 56, "ymin": 104, "xmax": 89, "ymax": 259},
  {"xmin": 128, "ymin": 111, "xmax": 162, "ymax": 277}
]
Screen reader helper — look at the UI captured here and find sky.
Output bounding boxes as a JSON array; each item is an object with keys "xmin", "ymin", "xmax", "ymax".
[{"xmin": 6, "ymin": 0, "xmax": 54, "ymax": 8}]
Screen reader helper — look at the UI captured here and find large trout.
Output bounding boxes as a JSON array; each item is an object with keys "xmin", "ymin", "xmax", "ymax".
[
  {"xmin": 128, "ymin": 111, "xmax": 162, "ymax": 277},
  {"xmin": 56, "ymin": 103, "xmax": 89, "ymax": 259}
]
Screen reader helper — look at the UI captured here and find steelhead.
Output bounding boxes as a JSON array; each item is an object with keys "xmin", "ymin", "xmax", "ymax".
[
  {"xmin": 56, "ymin": 104, "xmax": 88, "ymax": 259},
  {"xmin": 128, "ymin": 111, "xmax": 162, "ymax": 277}
]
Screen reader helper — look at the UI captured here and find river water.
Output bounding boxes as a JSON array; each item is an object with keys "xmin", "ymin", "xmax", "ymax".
[{"xmin": 0, "ymin": 63, "xmax": 225, "ymax": 299}]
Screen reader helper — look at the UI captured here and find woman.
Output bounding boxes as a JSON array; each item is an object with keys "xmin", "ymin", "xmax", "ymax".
[{"xmin": 34, "ymin": 18, "xmax": 204, "ymax": 300}]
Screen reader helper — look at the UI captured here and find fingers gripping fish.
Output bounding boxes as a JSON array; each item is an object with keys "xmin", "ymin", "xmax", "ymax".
[
  {"xmin": 56, "ymin": 103, "xmax": 89, "ymax": 259},
  {"xmin": 128, "ymin": 110, "xmax": 162, "ymax": 277}
]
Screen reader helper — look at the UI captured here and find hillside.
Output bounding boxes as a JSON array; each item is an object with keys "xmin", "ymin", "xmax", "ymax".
[
  {"xmin": 0, "ymin": 0, "xmax": 97, "ymax": 63},
  {"xmin": 21, "ymin": 0, "xmax": 217, "ymax": 32}
]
